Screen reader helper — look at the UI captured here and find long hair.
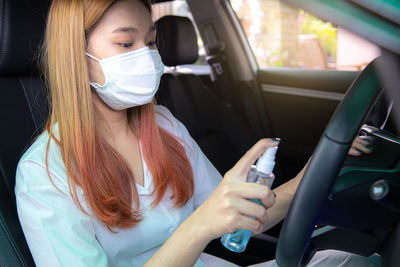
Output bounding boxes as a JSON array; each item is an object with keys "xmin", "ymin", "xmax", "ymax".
[{"xmin": 41, "ymin": 0, "xmax": 194, "ymax": 229}]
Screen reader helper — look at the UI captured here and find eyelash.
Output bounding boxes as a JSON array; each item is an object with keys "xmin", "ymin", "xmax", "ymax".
[
  {"xmin": 118, "ymin": 41, "xmax": 156, "ymax": 48},
  {"xmin": 119, "ymin": 43, "xmax": 133, "ymax": 48},
  {"xmin": 147, "ymin": 41, "xmax": 156, "ymax": 47}
]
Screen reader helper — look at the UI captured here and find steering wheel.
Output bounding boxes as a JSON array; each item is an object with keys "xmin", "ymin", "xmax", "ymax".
[{"xmin": 275, "ymin": 58, "xmax": 383, "ymax": 266}]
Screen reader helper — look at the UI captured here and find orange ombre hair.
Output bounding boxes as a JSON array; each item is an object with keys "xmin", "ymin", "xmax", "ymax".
[{"xmin": 41, "ymin": 0, "xmax": 194, "ymax": 229}]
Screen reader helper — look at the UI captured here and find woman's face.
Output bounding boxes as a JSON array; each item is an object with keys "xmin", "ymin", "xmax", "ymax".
[{"xmin": 86, "ymin": 0, "xmax": 156, "ymax": 86}]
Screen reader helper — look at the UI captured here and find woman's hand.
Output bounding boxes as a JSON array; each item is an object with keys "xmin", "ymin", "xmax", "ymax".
[
  {"xmin": 145, "ymin": 139, "xmax": 278, "ymax": 267},
  {"xmin": 190, "ymin": 138, "xmax": 278, "ymax": 242},
  {"xmin": 348, "ymin": 136, "xmax": 373, "ymax": 156}
]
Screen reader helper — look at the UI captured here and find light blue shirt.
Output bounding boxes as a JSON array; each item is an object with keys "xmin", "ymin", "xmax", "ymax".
[{"xmin": 15, "ymin": 105, "xmax": 222, "ymax": 267}]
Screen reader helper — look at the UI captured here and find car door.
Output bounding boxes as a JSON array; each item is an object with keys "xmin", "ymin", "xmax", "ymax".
[
  {"xmin": 258, "ymin": 68, "xmax": 357, "ymax": 178},
  {"xmin": 230, "ymin": 0, "xmax": 380, "ymax": 179}
]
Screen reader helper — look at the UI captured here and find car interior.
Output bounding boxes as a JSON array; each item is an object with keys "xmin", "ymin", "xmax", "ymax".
[{"xmin": 0, "ymin": 0, "xmax": 399, "ymax": 266}]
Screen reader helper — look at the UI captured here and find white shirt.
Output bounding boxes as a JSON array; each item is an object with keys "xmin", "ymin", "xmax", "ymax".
[{"xmin": 15, "ymin": 105, "xmax": 222, "ymax": 267}]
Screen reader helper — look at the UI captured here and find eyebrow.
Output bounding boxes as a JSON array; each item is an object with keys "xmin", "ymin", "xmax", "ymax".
[{"xmin": 112, "ymin": 25, "xmax": 156, "ymax": 34}]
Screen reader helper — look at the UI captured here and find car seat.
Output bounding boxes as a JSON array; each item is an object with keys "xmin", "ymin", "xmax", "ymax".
[
  {"xmin": 155, "ymin": 15, "xmax": 257, "ymax": 175},
  {"xmin": 0, "ymin": 0, "xmax": 50, "ymax": 266}
]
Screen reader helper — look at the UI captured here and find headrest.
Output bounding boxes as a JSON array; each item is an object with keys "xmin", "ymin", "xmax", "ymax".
[
  {"xmin": 0, "ymin": 0, "xmax": 50, "ymax": 76},
  {"xmin": 156, "ymin": 15, "xmax": 198, "ymax": 67}
]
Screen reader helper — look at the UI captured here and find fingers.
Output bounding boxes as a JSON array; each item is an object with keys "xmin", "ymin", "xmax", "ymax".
[
  {"xmin": 221, "ymin": 184, "xmax": 274, "ymax": 226},
  {"xmin": 223, "ymin": 182, "xmax": 275, "ymax": 206},
  {"xmin": 239, "ymin": 215, "xmax": 264, "ymax": 233},
  {"xmin": 348, "ymin": 147, "xmax": 363, "ymax": 156},
  {"xmin": 226, "ymin": 215, "xmax": 264, "ymax": 233},
  {"xmin": 225, "ymin": 207, "xmax": 265, "ymax": 234},
  {"xmin": 237, "ymin": 184, "xmax": 275, "ymax": 209},
  {"xmin": 230, "ymin": 138, "xmax": 280, "ymax": 179},
  {"xmin": 230, "ymin": 198, "xmax": 267, "ymax": 222},
  {"xmin": 349, "ymin": 136, "xmax": 373, "ymax": 156},
  {"xmin": 260, "ymin": 188, "xmax": 276, "ymax": 209}
]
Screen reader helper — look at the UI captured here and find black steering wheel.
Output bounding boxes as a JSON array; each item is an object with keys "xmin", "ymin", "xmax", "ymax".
[{"xmin": 275, "ymin": 58, "xmax": 383, "ymax": 266}]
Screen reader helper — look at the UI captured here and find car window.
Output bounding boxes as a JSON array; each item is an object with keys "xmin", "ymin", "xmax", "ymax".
[
  {"xmin": 152, "ymin": 0, "xmax": 207, "ymax": 66},
  {"xmin": 230, "ymin": 0, "xmax": 381, "ymax": 70}
]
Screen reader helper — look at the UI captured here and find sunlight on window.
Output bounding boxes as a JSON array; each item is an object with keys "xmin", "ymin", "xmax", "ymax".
[{"xmin": 231, "ymin": 0, "xmax": 380, "ymax": 70}]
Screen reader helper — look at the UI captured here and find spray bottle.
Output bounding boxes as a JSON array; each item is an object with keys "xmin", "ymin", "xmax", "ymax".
[{"xmin": 221, "ymin": 146, "xmax": 278, "ymax": 253}]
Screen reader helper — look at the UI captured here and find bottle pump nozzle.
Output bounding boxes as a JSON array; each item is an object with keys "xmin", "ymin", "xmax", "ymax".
[{"xmin": 255, "ymin": 146, "xmax": 278, "ymax": 175}]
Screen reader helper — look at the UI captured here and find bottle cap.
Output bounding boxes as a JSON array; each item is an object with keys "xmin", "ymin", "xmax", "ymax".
[{"xmin": 256, "ymin": 146, "xmax": 278, "ymax": 174}]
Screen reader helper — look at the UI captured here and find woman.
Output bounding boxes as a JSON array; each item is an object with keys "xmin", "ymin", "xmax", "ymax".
[{"xmin": 15, "ymin": 0, "xmax": 374, "ymax": 266}]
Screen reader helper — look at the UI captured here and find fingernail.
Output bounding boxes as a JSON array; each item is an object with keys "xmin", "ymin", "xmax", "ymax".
[
  {"xmin": 355, "ymin": 148, "xmax": 363, "ymax": 154},
  {"xmin": 271, "ymin": 138, "xmax": 281, "ymax": 142},
  {"xmin": 360, "ymin": 136, "xmax": 374, "ymax": 143},
  {"xmin": 273, "ymin": 191, "xmax": 277, "ymax": 198}
]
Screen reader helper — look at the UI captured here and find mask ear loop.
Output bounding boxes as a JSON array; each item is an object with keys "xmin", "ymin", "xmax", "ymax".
[
  {"xmin": 86, "ymin": 53, "xmax": 108, "ymax": 88},
  {"xmin": 86, "ymin": 52, "xmax": 101, "ymax": 62}
]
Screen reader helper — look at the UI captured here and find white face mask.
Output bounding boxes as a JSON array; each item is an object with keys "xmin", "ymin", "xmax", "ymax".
[{"xmin": 87, "ymin": 47, "xmax": 165, "ymax": 110}]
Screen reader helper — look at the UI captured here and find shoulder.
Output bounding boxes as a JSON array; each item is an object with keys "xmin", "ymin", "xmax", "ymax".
[
  {"xmin": 154, "ymin": 104, "xmax": 197, "ymax": 156},
  {"xmin": 19, "ymin": 131, "xmax": 50, "ymax": 164},
  {"xmin": 154, "ymin": 105, "xmax": 187, "ymax": 139},
  {"xmin": 154, "ymin": 105, "xmax": 176, "ymax": 127},
  {"xmin": 15, "ymin": 126, "xmax": 68, "ymax": 192}
]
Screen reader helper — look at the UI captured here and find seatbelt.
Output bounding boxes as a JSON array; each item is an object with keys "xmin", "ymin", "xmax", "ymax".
[
  {"xmin": 206, "ymin": 53, "xmax": 235, "ymax": 106},
  {"xmin": 203, "ymin": 23, "xmax": 270, "ymax": 139},
  {"xmin": 203, "ymin": 23, "xmax": 236, "ymax": 106}
]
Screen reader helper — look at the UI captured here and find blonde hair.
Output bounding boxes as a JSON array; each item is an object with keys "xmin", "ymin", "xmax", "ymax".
[{"xmin": 42, "ymin": 0, "xmax": 194, "ymax": 229}]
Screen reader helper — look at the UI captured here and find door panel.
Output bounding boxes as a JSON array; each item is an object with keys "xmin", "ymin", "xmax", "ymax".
[
  {"xmin": 258, "ymin": 68, "xmax": 358, "ymax": 179},
  {"xmin": 259, "ymin": 68, "xmax": 358, "ymax": 92}
]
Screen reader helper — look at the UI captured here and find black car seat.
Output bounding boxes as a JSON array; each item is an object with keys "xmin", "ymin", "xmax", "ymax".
[
  {"xmin": 155, "ymin": 15, "xmax": 257, "ymax": 175},
  {"xmin": 0, "ymin": 0, "xmax": 50, "ymax": 266}
]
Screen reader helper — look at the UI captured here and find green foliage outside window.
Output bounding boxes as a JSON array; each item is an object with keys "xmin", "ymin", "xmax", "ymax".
[{"xmin": 299, "ymin": 10, "xmax": 337, "ymax": 62}]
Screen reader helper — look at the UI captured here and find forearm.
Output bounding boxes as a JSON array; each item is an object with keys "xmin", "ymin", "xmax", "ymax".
[
  {"xmin": 262, "ymin": 162, "xmax": 308, "ymax": 231},
  {"xmin": 262, "ymin": 178, "xmax": 298, "ymax": 231},
  {"xmin": 143, "ymin": 212, "xmax": 210, "ymax": 267}
]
